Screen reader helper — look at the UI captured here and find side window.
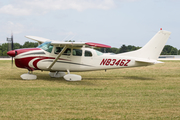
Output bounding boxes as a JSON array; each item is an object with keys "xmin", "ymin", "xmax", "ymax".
[
  {"xmin": 63, "ymin": 48, "xmax": 71, "ymax": 56},
  {"xmin": 73, "ymin": 49, "xmax": 82, "ymax": 56},
  {"xmin": 85, "ymin": 50, "xmax": 92, "ymax": 57},
  {"xmin": 54, "ymin": 47, "xmax": 63, "ymax": 54}
]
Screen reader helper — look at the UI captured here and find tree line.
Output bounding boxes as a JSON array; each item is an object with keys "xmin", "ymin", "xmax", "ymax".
[
  {"xmin": 96, "ymin": 44, "xmax": 180, "ymax": 55},
  {"xmin": 0, "ymin": 41, "xmax": 179, "ymax": 56},
  {"xmin": 0, "ymin": 41, "xmax": 38, "ymax": 56}
]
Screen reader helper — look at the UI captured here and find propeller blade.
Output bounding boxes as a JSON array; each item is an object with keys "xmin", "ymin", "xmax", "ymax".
[
  {"xmin": 11, "ymin": 33, "xmax": 14, "ymax": 50},
  {"xmin": 11, "ymin": 57, "xmax": 13, "ymax": 67},
  {"xmin": 11, "ymin": 33, "xmax": 14, "ymax": 67}
]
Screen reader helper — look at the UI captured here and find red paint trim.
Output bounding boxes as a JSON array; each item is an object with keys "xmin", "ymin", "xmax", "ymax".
[
  {"xmin": 15, "ymin": 56, "xmax": 71, "ymax": 71},
  {"xmin": 16, "ymin": 48, "xmax": 41, "ymax": 55},
  {"xmin": 7, "ymin": 48, "xmax": 41, "ymax": 57},
  {"xmin": 33, "ymin": 57, "xmax": 70, "ymax": 70},
  {"xmin": 85, "ymin": 42, "xmax": 111, "ymax": 48},
  {"xmin": 15, "ymin": 57, "xmax": 37, "ymax": 71},
  {"xmin": 33, "ymin": 58, "xmax": 42, "ymax": 70}
]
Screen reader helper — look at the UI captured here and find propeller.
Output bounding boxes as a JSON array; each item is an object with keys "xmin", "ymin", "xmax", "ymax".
[
  {"xmin": 11, "ymin": 33, "xmax": 14, "ymax": 67},
  {"xmin": 6, "ymin": 33, "xmax": 14, "ymax": 67}
]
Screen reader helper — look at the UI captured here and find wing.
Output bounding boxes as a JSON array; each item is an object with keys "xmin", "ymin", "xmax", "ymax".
[
  {"xmin": 51, "ymin": 41, "xmax": 111, "ymax": 48},
  {"xmin": 25, "ymin": 36, "xmax": 111, "ymax": 48},
  {"xmin": 25, "ymin": 36, "xmax": 52, "ymax": 45},
  {"xmin": 51, "ymin": 41, "xmax": 86, "ymax": 47},
  {"xmin": 85, "ymin": 42, "xmax": 111, "ymax": 48}
]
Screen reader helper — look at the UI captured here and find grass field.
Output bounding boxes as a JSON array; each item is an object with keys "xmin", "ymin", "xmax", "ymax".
[{"xmin": 0, "ymin": 60, "xmax": 180, "ymax": 120}]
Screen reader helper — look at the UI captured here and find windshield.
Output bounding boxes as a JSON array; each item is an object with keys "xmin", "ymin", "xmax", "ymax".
[{"xmin": 37, "ymin": 42, "xmax": 53, "ymax": 53}]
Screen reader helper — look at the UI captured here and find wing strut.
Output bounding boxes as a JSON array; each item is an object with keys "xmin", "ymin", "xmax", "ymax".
[{"xmin": 47, "ymin": 45, "xmax": 67, "ymax": 70}]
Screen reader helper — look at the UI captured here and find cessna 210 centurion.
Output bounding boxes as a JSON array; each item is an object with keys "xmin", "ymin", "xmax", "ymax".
[{"xmin": 7, "ymin": 30, "xmax": 171, "ymax": 81}]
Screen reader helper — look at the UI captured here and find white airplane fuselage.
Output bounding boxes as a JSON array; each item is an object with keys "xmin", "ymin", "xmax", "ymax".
[{"xmin": 14, "ymin": 47, "xmax": 148, "ymax": 72}]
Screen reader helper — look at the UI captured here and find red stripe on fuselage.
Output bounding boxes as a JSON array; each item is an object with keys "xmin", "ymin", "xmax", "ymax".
[
  {"xmin": 15, "ymin": 56, "xmax": 71, "ymax": 70},
  {"xmin": 16, "ymin": 48, "xmax": 41, "ymax": 55},
  {"xmin": 15, "ymin": 57, "xmax": 37, "ymax": 71},
  {"xmin": 33, "ymin": 57, "xmax": 70, "ymax": 70},
  {"xmin": 14, "ymin": 48, "xmax": 71, "ymax": 70}
]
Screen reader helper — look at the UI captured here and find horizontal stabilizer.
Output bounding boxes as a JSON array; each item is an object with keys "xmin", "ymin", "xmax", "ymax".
[{"xmin": 135, "ymin": 58, "xmax": 163, "ymax": 64}]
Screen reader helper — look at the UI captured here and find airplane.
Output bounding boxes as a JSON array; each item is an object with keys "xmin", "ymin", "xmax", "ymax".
[{"xmin": 7, "ymin": 30, "xmax": 171, "ymax": 81}]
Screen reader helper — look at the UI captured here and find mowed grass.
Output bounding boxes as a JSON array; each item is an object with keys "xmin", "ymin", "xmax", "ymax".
[{"xmin": 0, "ymin": 60, "xmax": 180, "ymax": 120}]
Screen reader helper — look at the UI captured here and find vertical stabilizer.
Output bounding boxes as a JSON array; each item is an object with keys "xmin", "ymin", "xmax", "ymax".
[{"xmin": 119, "ymin": 30, "xmax": 171, "ymax": 60}]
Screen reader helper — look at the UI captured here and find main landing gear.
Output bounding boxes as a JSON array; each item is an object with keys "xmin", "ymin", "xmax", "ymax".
[
  {"xmin": 63, "ymin": 74, "xmax": 82, "ymax": 81},
  {"xmin": 49, "ymin": 71, "xmax": 66, "ymax": 78},
  {"xmin": 63, "ymin": 69, "xmax": 82, "ymax": 81},
  {"xmin": 49, "ymin": 70, "xmax": 82, "ymax": 81},
  {"xmin": 21, "ymin": 70, "xmax": 82, "ymax": 81}
]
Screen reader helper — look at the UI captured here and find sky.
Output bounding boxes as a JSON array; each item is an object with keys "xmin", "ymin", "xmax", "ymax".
[{"xmin": 0, "ymin": 0, "xmax": 180, "ymax": 49}]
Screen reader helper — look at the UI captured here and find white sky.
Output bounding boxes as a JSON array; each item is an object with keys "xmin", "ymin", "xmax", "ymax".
[{"xmin": 0, "ymin": 0, "xmax": 180, "ymax": 49}]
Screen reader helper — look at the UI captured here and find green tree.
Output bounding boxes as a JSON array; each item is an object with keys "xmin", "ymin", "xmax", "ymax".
[
  {"xmin": 118, "ymin": 44, "xmax": 128, "ymax": 53},
  {"xmin": 110, "ymin": 47, "xmax": 118, "ymax": 53},
  {"xmin": 14, "ymin": 43, "xmax": 22, "ymax": 49},
  {"xmin": 178, "ymin": 49, "xmax": 180, "ymax": 55},
  {"xmin": 127, "ymin": 45, "xmax": 141, "ymax": 51},
  {"xmin": 65, "ymin": 40, "xmax": 75, "ymax": 42},
  {"xmin": 0, "ymin": 50, "xmax": 2, "ymax": 56},
  {"xmin": 22, "ymin": 41, "xmax": 38, "ymax": 48},
  {"xmin": 3, "ymin": 50, "xmax": 7, "ymax": 56},
  {"xmin": 170, "ymin": 48, "xmax": 178, "ymax": 55},
  {"xmin": 161, "ymin": 45, "xmax": 178, "ymax": 55},
  {"xmin": 1, "ymin": 43, "xmax": 8, "ymax": 52}
]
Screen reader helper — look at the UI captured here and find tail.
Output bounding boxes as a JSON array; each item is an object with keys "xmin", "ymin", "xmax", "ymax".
[{"xmin": 119, "ymin": 30, "xmax": 171, "ymax": 61}]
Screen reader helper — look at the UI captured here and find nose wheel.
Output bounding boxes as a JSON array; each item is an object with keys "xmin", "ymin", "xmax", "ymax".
[{"xmin": 20, "ymin": 71, "xmax": 37, "ymax": 80}]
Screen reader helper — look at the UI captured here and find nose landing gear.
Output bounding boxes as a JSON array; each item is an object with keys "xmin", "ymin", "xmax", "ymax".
[{"xmin": 20, "ymin": 71, "xmax": 37, "ymax": 80}]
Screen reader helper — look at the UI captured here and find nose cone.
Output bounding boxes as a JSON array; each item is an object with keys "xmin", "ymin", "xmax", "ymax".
[{"xmin": 7, "ymin": 50, "xmax": 16, "ymax": 57}]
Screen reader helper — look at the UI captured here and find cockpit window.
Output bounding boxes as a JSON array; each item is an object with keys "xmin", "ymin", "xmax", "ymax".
[
  {"xmin": 95, "ymin": 50, "xmax": 103, "ymax": 56},
  {"xmin": 37, "ymin": 42, "xmax": 53, "ymax": 53}
]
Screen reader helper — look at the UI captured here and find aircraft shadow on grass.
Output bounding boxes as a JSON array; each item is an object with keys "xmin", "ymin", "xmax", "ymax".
[
  {"xmin": 81, "ymin": 76, "xmax": 155, "ymax": 81},
  {"xmin": 122, "ymin": 76, "xmax": 155, "ymax": 80}
]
